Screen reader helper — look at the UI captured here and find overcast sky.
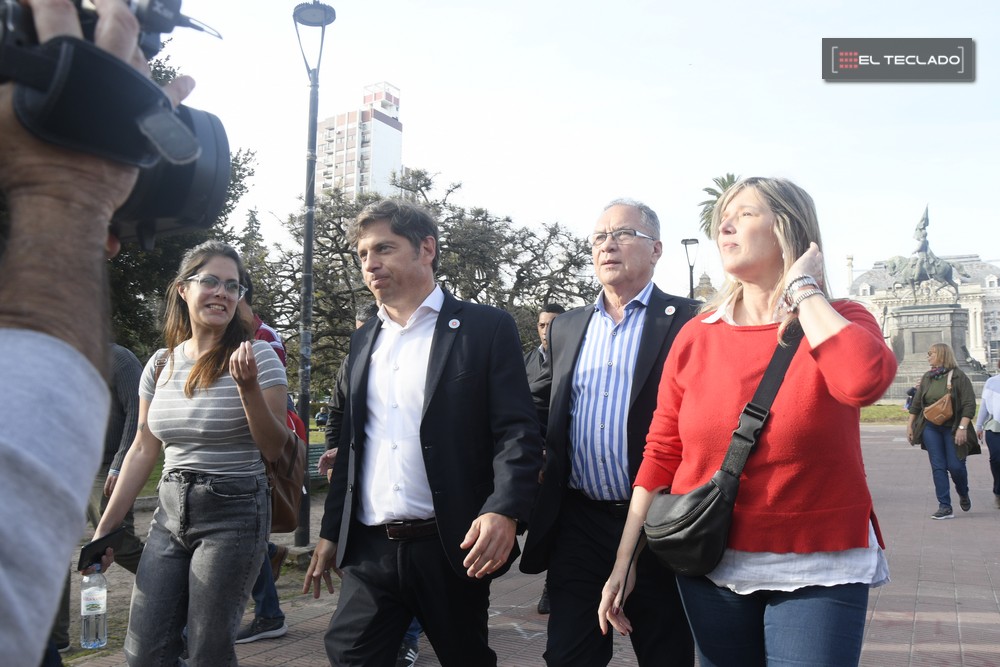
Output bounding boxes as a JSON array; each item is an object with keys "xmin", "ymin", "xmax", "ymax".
[{"xmin": 163, "ymin": 0, "xmax": 998, "ymax": 298}]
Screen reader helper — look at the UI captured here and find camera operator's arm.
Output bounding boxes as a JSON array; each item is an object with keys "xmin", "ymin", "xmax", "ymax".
[
  {"xmin": 0, "ymin": 2, "xmax": 193, "ymax": 665},
  {"xmin": 0, "ymin": 0, "xmax": 194, "ymax": 371}
]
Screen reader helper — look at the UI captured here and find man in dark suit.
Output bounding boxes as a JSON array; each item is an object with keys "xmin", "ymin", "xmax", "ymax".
[
  {"xmin": 521, "ymin": 199, "xmax": 697, "ymax": 666},
  {"xmin": 524, "ymin": 303, "xmax": 565, "ymax": 385},
  {"xmin": 304, "ymin": 199, "xmax": 543, "ymax": 667},
  {"xmin": 523, "ymin": 302, "xmax": 564, "ymax": 615}
]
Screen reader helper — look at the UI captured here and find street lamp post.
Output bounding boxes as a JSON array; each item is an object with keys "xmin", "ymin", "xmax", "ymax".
[
  {"xmin": 292, "ymin": 1, "xmax": 336, "ymax": 547},
  {"xmin": 681, "ymin": 238, "xmax": 699, "ymax": 300}
]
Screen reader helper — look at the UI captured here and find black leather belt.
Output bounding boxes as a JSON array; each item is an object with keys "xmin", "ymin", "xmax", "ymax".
[
  {"xmin": 568, "ymin": 489, "xmax": 630, "ymax": 517},
  {"xmin": 382, "ymin": 519, "xmax": 438, "ymax": 541}
]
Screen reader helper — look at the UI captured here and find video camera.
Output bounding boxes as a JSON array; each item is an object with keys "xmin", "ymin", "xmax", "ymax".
[{"xmin": 0, "ymin": 0, "xmax": 230, "ymax": 250}]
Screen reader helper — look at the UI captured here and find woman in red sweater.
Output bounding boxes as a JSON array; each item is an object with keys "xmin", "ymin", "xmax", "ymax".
[{"xmin": 598, "ymin": 177, "xmax": 897, "ymax": 666}]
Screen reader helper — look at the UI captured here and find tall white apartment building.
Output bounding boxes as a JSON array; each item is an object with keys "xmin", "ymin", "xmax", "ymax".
[{"xmin": 316, "ymin": 82, "xmax": 403, "ymax": 199}]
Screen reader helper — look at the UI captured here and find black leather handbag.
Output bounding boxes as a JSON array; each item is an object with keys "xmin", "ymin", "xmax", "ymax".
[{"xmin": 644, "ymin": 325, "xmax": 802, "ymax": 577}]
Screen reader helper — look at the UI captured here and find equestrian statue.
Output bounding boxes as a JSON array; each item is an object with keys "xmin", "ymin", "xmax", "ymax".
[{"xmin": 885, "ymin": 206, "xmax": 969, "ymax": 302}]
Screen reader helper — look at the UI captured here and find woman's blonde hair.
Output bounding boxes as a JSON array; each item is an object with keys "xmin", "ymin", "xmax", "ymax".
[
  {"xmin": 161, "ymin": 240, "xmax": 253, "ymax": 397},
  {"xmin": 703, "ymin": 177, "xmax": 832, "ymax": 335},
  {"xmin": 929, "ymin": 342, "xmax": 958, "ymax": 370}
]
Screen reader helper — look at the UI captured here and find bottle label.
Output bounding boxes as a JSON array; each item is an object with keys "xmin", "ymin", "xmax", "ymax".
[{"xmin": 81, "ymin": 588, "xmax": 107, "ymax": 616}]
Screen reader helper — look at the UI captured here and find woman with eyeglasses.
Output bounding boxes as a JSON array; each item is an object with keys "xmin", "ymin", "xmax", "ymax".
[
  {"xmin": 91, "ymin": 240, "xmax": 289, "ymax": 665},
  {"xmin": 907, "ymin": 342, "xmax": 976, "ymax": 520}
]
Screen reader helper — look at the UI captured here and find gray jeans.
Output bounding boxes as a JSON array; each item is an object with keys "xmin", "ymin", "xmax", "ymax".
[{"xmin": 124, "ymin": 471, "xmax": 269, "ymax": 667}]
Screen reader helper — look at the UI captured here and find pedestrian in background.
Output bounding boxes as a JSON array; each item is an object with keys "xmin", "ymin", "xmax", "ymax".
[
  {"xmin": 908, "ymin": 342, "xmax": 976, "ymax": 520},
  {"xmin": 974, "ymin": 359, "xmax": 1000, "ymax": 508}
]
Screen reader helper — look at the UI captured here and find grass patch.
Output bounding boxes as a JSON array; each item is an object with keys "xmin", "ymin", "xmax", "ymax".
[
  {"xmin": 308, "ymin": 419, "xmax": 327, "ymax": 445},
  {"xmin": 860, "ymin": 404, "xmax": 911, "ymax": 423}
]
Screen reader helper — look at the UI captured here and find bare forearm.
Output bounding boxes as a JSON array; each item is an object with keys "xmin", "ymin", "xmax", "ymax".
[
  {"xmin": 242, "ymin": 385, "xmax": 288, "ymax": 461},
  {"xmin": 98, "ymin": 433, "xmax": 159, "ymax": 535},
  {"xmin": 0, "ymin": 195, "xmax": 111, "ymax": 374},
  {"xmin": 616, "ymin": 486, "xmax": 659, "ymax": 563}
]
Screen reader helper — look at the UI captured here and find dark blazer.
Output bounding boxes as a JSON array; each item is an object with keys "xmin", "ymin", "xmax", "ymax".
[
  {"xmin": 524, "ymin": 345, "xmax": 550, "ymax": 431},
  {"xmin": 523, "ymin": 346, "xmax": 547, "ymax": 385},
  {"xmin": 520, "ymin": 286, "xmax": 698, "ymax": 574},
  {"xmin": 320, "ymin": 291, "xmax": 544, "ymax": 580}
]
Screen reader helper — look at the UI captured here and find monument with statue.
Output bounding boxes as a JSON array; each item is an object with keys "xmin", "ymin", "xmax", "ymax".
[{"xmin": 848, "ymin": 207, "xmax": 997, "ymax": 401}]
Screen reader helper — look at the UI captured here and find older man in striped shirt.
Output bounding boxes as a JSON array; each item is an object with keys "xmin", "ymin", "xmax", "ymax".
[{"xmin": 521, "ymin": 199, "xmax": 698, "ymax": 667}]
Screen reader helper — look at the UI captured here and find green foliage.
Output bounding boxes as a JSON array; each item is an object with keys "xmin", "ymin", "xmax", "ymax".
[
  {"xmin": 698, "ymin": 172, "xmax": 740, "ymax": 239},
  {"xmin": 394, "ymin": 170, "xmax": 597, "ymax": 349},
  {"xmin": 260, "ymin": 170, "xmax": 597, "ymax": 397}
]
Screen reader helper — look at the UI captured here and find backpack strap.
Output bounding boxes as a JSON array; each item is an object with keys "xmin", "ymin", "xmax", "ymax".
[{"xmin": 152, "ymin": 351, "xmax": 168, "ymax": 392}]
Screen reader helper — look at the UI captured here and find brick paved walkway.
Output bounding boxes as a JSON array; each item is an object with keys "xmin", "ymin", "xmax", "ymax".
[{"xmin": 66, "ymin": 425, "xmax": 1000, "ymax": 666}]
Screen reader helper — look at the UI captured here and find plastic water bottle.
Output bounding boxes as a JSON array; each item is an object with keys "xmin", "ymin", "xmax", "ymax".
[{"xmin": 80, "ymin": 565, "xmax": 108, "ymax": 649}]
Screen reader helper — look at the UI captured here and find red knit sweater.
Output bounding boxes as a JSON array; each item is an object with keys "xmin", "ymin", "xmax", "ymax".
[{"xmin": 635, "ymin": 301, "xmax": 897, "ymax": 553}]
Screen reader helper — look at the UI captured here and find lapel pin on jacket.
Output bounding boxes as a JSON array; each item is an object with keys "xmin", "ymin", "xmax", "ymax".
[
  {"xmin": 665, "ymin": 306, "xmax": 676, "ymax": 316},
  {"xmin": 448, "ymin": 318, "xmax": 461, "ymax": 329}
]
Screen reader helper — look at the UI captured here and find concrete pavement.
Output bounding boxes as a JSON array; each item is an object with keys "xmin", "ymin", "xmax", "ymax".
[{"xmin": 67, "ymin": 425, "xmax": 1000, "ymax": 666}]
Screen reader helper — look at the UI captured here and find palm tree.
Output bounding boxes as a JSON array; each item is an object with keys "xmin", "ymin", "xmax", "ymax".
[{"xmin": 697, "ymin": 173, "xmax": 740, "ymax": 239}]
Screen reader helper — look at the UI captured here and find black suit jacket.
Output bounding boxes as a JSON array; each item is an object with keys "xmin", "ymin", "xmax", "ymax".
[
  {"xmin": 321, "ymin": 291, "xmax": 544, "ymax": 580},
  {"xmin": 523, "ymin": 346, "xmax": 547, "ymax": 385},
  {"xmin": 519, "ymin": 286, "xmax": 698, "ymax": 574}
]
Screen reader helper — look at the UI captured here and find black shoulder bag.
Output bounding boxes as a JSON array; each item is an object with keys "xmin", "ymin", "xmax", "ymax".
[{"xmin": 643, "ymin": 324, "xmax": 803, "ymax": 576}]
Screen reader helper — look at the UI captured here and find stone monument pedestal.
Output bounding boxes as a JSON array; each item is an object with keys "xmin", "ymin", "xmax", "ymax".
[{"xmin": 884, "ymin": 303, "xmax": 987, "ymax": 401}]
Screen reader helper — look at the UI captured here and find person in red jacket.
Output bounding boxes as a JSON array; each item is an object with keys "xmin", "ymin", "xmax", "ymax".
[{"xmin": 599, "ymin": 177, "xmax": 897, "ymax": 667}]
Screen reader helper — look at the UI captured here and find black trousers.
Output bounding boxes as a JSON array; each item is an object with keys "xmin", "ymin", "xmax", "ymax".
[
  {"xmin": 544, "ymin": 491, "xmax": 694, "ymax": 667},
  {"xmin": 324, "ymin": 522, "xmax": 495, "ymax": 667}
]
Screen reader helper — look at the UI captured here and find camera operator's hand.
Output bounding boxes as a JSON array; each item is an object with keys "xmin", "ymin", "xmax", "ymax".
[
  {"xmin": 0, "ymin": 0, "xmax": 195, "ymax": 242},
  {"xmin": 0, "ymin": 0, "xmax": 193, "ymax": 370}
]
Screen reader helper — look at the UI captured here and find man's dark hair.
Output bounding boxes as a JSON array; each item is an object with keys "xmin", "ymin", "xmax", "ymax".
[
  {"xmin": 540, "ymin": 303, "xmax": 565, "ymax": 316},
  {"xmin": 355, "ymin": 300, "xmax": 379, "ymax": 323},
  {"xmin": 349, "ymin": 199, "xmax": 440, "ymax": 272}
]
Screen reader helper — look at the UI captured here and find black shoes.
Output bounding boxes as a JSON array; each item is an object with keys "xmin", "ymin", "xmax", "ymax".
[
  {"xmin": 235, "ymin": 617, "xmax": 288, "ymax": 644},
  {"xmin": 395, "ymin": 642, "xmax": 419, "ymax": 667},
  {"xmin": 960, "ymin": 495, "xmax": 971, "ymax": 512},
  {"xmin": 537, "ymin": 584, "xmax": 550, "ymax": 615}
]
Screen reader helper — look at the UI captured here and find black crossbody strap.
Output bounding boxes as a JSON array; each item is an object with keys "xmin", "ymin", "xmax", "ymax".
[{"xmin": 720, "ymin": 323, "xmax": 803, "ymax": 477}]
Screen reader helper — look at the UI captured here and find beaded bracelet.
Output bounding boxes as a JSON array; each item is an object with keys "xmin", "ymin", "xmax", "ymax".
[
  {"xmin": 790, "ymin": 288, "xmax": 825, "ymax": 313},
  {"xmin": 783, "ymin": 275, "xmax": 820, "ymax": 306}
]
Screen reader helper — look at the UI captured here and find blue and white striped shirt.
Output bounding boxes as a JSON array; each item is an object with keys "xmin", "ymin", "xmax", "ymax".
[{"xmin": 569, "ymin": 282, "xmax": 653, "ymax": 501}]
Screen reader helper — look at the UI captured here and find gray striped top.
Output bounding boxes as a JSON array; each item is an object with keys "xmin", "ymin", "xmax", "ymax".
[{"xmin": 140, "ymin": 340, "xmax": 287, "ymax": 476}]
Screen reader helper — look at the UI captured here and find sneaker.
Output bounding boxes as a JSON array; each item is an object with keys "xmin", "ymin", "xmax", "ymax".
[
  {"xmin": 994, "ymin": 494, "xmax": 1000, "ymax": 509},
  {"xmin": 270, "ymin": 545, "xmax": 289, "ymax": 581},
  {"xmin": 235, "ymin": 617, "xmax": 288, "ymax": 644},
  {"xmin": 931, "ymin": 506, "xmax": 954, "ymax": 520},
  {"xmin": 395, "ymin": 642, "xmax": 419, "ymax": 667},
  {"xmin": 55, "ymin": 642, "xmax": 71, "ymax": 654},
  {"xmin": 960, "ymin": 495, "xmax": 972, "ymax": 512},
  {"xmin": 536, "ymin": 584, "xmax": 551, "ymax": 615}
]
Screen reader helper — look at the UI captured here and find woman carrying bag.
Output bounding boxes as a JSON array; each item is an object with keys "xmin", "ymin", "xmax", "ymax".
[
  {"xmin": 91, "ymin": 241, "xmax": 289, "ymax": 666},
  {"xmin": 597, "ymin": 177, "xmax": 897, "ymax": 666},
  {"xmin": 908, "ymin": 342, "xmax": 977, "ymax": 520}
]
